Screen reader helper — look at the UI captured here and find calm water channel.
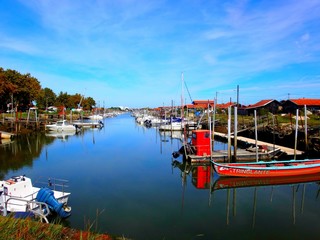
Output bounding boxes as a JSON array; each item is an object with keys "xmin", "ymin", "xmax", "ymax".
[{"xmin": 1, "ymin": 113, "xmax": 320, "ymax": 239}]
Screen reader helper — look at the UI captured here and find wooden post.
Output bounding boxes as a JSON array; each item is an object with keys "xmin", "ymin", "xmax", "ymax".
[
  {"xmin": 212, "ymin": 93, "xmax": 217, "ymax": 151},
  {"xmin": 234, "ymin": 106, "xmax": 238, "ymax": 162},
  {"xmin": 294, "ymin": 109, "xmax": 299, "ymax": 160},
  {"xmin": 254, "ymin": 110, "xmax": 258, "ymax": 162},
  {"xmin": 228, "ymin": 106, "xmax": 231, "ymax": 162},
  {"xmin": 304, "ymin": 105, "xmax": 308, "ymax": 150}
]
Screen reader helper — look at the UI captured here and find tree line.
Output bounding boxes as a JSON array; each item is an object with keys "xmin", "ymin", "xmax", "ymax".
[{"xmin": 0, "ymin": 68, "xmax": 96, "ymax": 112}]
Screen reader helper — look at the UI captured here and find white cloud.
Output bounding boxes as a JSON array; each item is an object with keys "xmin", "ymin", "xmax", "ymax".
[{"xmin": 0, "ymin": 0, "xmax": 319, "ymax": 107}]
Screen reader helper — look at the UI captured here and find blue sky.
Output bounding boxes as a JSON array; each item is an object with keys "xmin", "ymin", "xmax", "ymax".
[{"xmin": 1, "ymin": 0, "xmax": 320, "ymax": 108}]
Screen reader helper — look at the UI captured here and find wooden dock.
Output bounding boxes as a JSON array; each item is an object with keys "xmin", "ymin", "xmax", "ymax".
[
  {"xmin": 186, "ymin": 131, "xmax": 303, "ymax": 163},
  {"xmin": 188, "ymin": 148, "xmax": 281, "ymax": 163},
  {"xmin": 213, "ymin": 132, "xmax": 303, "ymax": 156}
]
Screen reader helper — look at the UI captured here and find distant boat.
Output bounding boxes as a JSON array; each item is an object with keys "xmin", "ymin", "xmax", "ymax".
[
  {"xmin": 87, "ymin": 114, "xmax": 103, "ymax": 120},
  {"xmin": 0, "ymin": 131, "xmax": 15, "ymax": 139},
  {"xmin": 45, "ymin": 120, "xmax": 77, "ymax": 132},
  {"xmin": 212, "ymin": 159, "xmax": 320, "ymax": 178},
  {"xmin": 159, "ymin": 121, "xmax": 183, "ymax": 131},
  {"xmin": 0, "ymin": 175, "xmax": 71, "ymax": 222},
  {"xmin": 73, "ymin": 120, "xmax": 104, "ymax": 129}
]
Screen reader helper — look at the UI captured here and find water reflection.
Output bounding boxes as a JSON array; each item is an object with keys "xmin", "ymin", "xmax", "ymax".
[
  {"xmin": 172, "ymin": 160, "xmax": 212, "ymax": 190},
  {"xmin": 210, "ymin": 172, "xmax": 320, "ymax": 229},
  {"xmin": 0, "ymin": 138, "xmax": 13, "ymax": 146},
  {"xmin": 45, "ymin": 131, "xmax": 77, "ymax": 142},
  {"xmin": 0, "ymin": 133, "xmax": 52, "ymax": 179},
  {"xmin": 172, "ymin": 157, "xmax": 320, "ymax": 235},
  {"xmin": 212, "ymin": 174, "xmax": 320, "ymax": 191}
]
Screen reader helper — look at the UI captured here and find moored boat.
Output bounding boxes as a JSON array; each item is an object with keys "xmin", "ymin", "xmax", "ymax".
[
  {"xmin": 0, "ymin": 131, "xmax": 15, "ymax": 139},
  {"xmin": 0, "ymin": 175, "xmax": 71, "ymax": 222},
  {"xmin": 45, "ymin": 120, "xmax": 77, "ymax": 132},
  {"xmin": 212, "ymin": 173, "xmax": 320, "ymax": 191},
  {"xmin": 212, "ymin": 159, "xmax": 320, "ymax": 178},
  {"xmin": 73, "ymin": 120, "xmax": 104, "ymax": 129},
  {"xmin": 87, "ymin": 114, "xmax": 103, "ymax": 120}
]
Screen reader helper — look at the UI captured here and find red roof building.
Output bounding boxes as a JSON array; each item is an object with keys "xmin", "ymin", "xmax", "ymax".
[
  {"xmin": 245, "ymin": 99, "xmax": 281, "ymax": 115},
  {"xmin": 192, "ymin": 100, "xmax": 214, "ymax": 109},
  {"xmin": 216, "ymin": 102, "xmax": 236, "ymax": 109},
  {"xmin": 282, "ymin": 98, "xmax": 320, "ymax": 113}
]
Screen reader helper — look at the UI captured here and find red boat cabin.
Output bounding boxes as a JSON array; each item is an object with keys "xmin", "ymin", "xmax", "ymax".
[{"xmin": 191, "ymin": 130, "xmax": 211, "ymax": 156}]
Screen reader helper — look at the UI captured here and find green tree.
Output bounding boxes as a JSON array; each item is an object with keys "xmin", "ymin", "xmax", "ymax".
[
  {"xmin": 0, "ymin": 68, "xmax": 41, "ymax": 111},
  {"xmin": 69, "ymin": 93, "xmax": 83, "ymax": 110},
  {"xmin": 55, "ymin": 92, "xmax": 70, "ymax": 108},
  {"xmin": 35, "ymin": 88, "xmax": 57, "ymax": 110},
  {"xmin": 82, "ymin": 97, "xmax": 95, "ymax": 111},
  {"xmin": 0, "ymin": 67, "xmax": 99, "ymax": 112}
]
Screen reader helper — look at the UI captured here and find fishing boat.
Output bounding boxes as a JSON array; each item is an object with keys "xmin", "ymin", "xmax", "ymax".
[
  {"xmin": 212, "ymin": 159, "xmax": 320, "ymax": 178},
  {"xmin": 0, "ymin": 175, "xmax": 71, "ymax": 222},
  {"xmin": 45, "ymin": 120, "xmax": 77, "ymax": 132},
  {"xmin": 212, "ymin": 173, "xmax": 320, "ymax": 191}
]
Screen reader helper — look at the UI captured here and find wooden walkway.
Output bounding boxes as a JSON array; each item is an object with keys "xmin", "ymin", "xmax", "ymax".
[{"xmin": 214, "ymin": 132, "xmax": 303, "ymax": 155}]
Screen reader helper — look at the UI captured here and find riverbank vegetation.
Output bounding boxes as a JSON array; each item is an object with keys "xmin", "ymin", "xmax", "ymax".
[
  {"xmin": 0, "ymin": 216, "xmax": 128, "ymax": 240},
  {"xmin": 0, "ymin": 67, "xmax": 96, "ymax": 112}
]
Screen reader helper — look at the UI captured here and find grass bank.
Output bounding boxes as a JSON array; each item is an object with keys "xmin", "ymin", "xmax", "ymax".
[{"xmin": 0, "ymin": 216, "xmax": 128, "ymax": 240}]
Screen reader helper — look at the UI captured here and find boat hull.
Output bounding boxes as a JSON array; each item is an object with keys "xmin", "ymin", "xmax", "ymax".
[
  {"xmin": 0, "ymin": 131, "xmax": 14, "ymax": 139},
  {"xmin": 213, "ymin": 173, "xmax": 320, "ymax": 190},
  {"xmin": 45, "ymin": 120, "xmax": 77, "ymax": 132},
  {"xmin": 212, "ymin": 159, "xmax": 320, "ymax": 178}
]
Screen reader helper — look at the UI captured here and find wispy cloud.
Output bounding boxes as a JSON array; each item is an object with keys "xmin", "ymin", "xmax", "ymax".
[{"xmin": 0, "ymin": 0, "xmax": 319, "ymax": 107}]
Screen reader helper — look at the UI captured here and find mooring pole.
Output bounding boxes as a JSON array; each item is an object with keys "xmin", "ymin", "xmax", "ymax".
[{"xmin": 304, "ymin": 105, "xmax": 308, "ymax": 151}]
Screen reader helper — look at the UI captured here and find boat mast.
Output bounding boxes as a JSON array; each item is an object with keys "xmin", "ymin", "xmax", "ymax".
[
  {"xmin": 254, "ymin": 110, "xmax": 258, "ymax": 162},
  {"xmin": 181, "ymin": 72, "xmax": 187, "ymax": 144}
]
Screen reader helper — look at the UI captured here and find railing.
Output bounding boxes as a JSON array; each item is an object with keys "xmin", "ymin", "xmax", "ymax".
[
  {"xmin": 35, "ymin": 177, "xmax": 69, "ymax": 194},
  {"xmin": 5, "ymin": 197, "xmax": 50, "ymax": 223}
]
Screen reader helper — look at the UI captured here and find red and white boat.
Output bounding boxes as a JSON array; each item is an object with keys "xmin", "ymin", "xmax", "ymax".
[
  {"xmin": 212, "ymin": 159, "xmax": 320, "ymax": 178},
  {"xmin": 212, "ymin": 173, "xmax": 320, "ymax": 190}
]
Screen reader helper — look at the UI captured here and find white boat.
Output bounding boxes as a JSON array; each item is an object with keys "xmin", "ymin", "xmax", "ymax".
[
  {"xmin": 87, "ymin": 114, "xmax": 103, "ymax": 120},
  {"xmin": 159, "ymin": 121, "xmax": 183, "ymax": 131},
  {"xmin": 45, "ymin": 120, "xmax": 77, "ymax": 132},
  {"xmin": 73, "ymin": 120, "xmax": 104, "ymax": 129},
  {"xmin": 0, "ymin": 131, "xmax": 15, "ymax": 139},
  {"xmin": 0, "ymin": 175, "xmax": 71, "ymax": 222}
]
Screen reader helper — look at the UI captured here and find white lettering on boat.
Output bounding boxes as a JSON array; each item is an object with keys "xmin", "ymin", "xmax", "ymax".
[{"xmin": 218, "ymin": 166, "xmax": 270, "ymax": 175}]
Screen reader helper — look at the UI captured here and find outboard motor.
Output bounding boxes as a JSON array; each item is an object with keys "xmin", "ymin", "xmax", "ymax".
[
  {"xmin": 36, "ymin": 188, "xmax": 71, "ymax": 218},
  {"xmin": 172, "ymin": 151, "xmax": 180, "ymax": 158}
]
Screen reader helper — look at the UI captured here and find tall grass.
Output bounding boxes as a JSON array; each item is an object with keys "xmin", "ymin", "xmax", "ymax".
[{"xmin": 0, "ymin": 216, "xmax": 117, "ymax": 240}]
